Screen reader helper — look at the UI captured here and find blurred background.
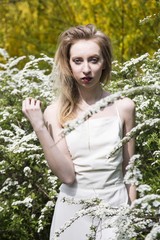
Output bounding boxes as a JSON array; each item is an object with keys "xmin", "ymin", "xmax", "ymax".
[{"xmin": 0, "ymin": 0, "xmax": 159, "ymax": 61}]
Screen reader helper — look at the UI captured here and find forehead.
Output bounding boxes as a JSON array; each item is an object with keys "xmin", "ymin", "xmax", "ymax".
[{"xmin": 69, "ymin": 39, "xmax": 102, "ymax": 57}]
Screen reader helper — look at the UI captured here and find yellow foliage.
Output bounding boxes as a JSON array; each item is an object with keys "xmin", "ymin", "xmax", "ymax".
[{"xmin": 0, "ymin": 0, "xmax": 159, "ymax": 60}]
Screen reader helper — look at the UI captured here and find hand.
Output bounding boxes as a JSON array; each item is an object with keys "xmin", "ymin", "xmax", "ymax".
[{"xmin": 22, "ymin": 98, "xmax": 45, "ymax": 131}]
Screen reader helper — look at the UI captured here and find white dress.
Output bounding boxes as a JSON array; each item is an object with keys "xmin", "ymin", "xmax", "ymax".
[{"xmin": 49, "ymin": 105, "xmax": 129, "ymax": 240}]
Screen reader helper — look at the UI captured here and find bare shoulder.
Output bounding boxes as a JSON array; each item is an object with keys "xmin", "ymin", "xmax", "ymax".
[
  {"xmin": 117, "ymin": 97, "xmax": 135, "ymax": 112},
  {"xmin": 116, "ymin": 97, "xmax": 135, "ymax": 123}
]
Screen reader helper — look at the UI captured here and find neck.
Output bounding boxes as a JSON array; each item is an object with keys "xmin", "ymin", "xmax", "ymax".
[{"xmin": 78, "ymin": 86, "xmax": 104, "ymax": 106}]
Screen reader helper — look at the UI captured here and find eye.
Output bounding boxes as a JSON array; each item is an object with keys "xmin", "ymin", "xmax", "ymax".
[
  {"xmin": 90, "ymin": 57, "xmax": 99, "ymax": 64},
  {"xmin": 73, "ymin": 58, "xmax": 82, "ymax": 65}
]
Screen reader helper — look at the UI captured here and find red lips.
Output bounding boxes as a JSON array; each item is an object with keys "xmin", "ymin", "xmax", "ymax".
[{"xmin": 82, "ymin": 77, "xmax": 92, "ymax": 83}]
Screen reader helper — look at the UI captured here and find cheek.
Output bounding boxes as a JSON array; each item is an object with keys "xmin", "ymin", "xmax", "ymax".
[
  {"xmin": 95, "ymin": 65, "xmax": 104, "ymax": 75},
  {"xmin": 71, "ymin": 66, "xmax": 81, "ymax": 76},
  {"xmin": 70, "ymin": 68, "xmax": 79, "ymax": 80}
]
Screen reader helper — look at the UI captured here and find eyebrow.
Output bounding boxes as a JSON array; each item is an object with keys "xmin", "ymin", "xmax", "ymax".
[{"xmin": 71, "ymin": 54, "xmax": 101, "ymax": 59}]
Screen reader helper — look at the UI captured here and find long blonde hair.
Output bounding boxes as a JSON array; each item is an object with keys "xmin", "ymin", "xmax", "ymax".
[{"xmin": 54, "ymin": 24, "xmax": 112, "ymax": 125}]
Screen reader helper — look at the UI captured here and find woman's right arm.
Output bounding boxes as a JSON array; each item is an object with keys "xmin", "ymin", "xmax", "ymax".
[{"xmin": 22, "ymin": 98, "xmax": 75, "ymax": 184}]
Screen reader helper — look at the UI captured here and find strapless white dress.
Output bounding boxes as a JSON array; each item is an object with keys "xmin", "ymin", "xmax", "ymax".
[{"xmin": 49, "ymin": 114, "xmax": 128, "ymax": 240}]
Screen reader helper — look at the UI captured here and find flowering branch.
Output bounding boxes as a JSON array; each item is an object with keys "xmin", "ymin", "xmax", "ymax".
[
  {"xmin": 106, "ymin": 118, "xmax": 160, "ymax": 160},
  {"xmin": 52, "ymin": 197, "xmax": 120, "ymax": 240},
  {"xmin": 61, "ymin": 84, "xmax": 159, "ymax": 137},
  {"xmin": 52, "ymin": 205, "xmax": 98, "ymax": 240},
  {"xmin": 51, "ymin": 193, "xmax": 160, "ymax": 240}
]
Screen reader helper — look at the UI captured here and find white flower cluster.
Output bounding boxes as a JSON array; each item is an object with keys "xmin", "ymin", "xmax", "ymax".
[
  {"xmin": 120, "ymin": 53, "xmax": 149, "ymax": 73},
  {"xmin": 140, "ymin": 14, "xmax": 157, "ymax": 24},
  {"xmin": 53, "ymin": 193, "xmax": 160, "ymax": 240},
  {"xmin": 23, "ymin": 166, "xmax": 32, "ymax": 177},
  {"xmin": 6, "ymin": 125, "xmax": 41, "ymax": 154},
  {"xmin": 0, "ymin": 47, "xmax": 9, "ymax": 60},
  {"xmin": 47, "ymin": 175, "xmax": 58, "ymax": 191},
  {"xmin": 0, "ymin": 177, "xmax": 18, "ymax": 194},
  {"xmin": 0, "ymin": 108, "xmax": 10, "ymax": 121},
  {"xmin": 12, "ymin": 196, "xmax": 33, "ymax": 208},
  {"xmin": 124, "ymin": 154, "xmax": 142, "ymax": 186},
  {"xmin": 38, "ymin": 200, "xmax": 55, "ymax": 233},
  {"xmin": 0, "ymin": 51, "xmax": 54, "ymax": 102},
  {"xmin": 145, "ymin": 223, "xmax": 160, "ymax": 240},
  {"xmin": 0, "ymin": 160, "xmax": 7, "ymax": 174},
  {"xmin": 136, "ymin": 184, "xmax": 152, "ymax": 197}
]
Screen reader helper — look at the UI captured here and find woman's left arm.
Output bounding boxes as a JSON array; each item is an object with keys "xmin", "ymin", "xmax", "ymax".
[{"xmin": 120, "ymin": 98, "xmax": 137, "ymax": 204}]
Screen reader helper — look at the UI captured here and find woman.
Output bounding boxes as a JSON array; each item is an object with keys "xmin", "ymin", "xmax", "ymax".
[{"xmin": 22, "ymin": 24, "xmax": 136, "ymax": 240}]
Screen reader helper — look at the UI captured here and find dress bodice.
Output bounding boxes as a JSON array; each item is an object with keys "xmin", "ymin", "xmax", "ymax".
[{"xmin": 65, "ymin": 116, "xmax": 124, "ymax": 189}]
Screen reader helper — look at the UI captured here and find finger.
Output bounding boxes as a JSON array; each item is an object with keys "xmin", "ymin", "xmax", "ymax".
[
  {"xmin": 22, "ymin": 97, "xmax": 32, "ymax": 112},
  {"xmin": 22, "ymin": 99, "xmax": 29, "ymax": 115},
  {"xmin": 22, "ymin": 100, "xmax": 26, "ymax": 113},
  {"xmin": 22, "ymin": 98, "xmax": 41, "ymax": 111},
  {"xmin": 30, "ymin": 99, "xmax": 41, "ymax": 109},
  {"xmin": 23, "ymin": 97, "xmax": 32, "ymax": 106},
  {"xmin": 25, "ymin": 98, "xmax": 37, "ymax": 108},
  {"xmin": 36, "ymin": 99, "xmax": 41, "ymax": 108},
  {"xmin": 30, "ymin": 98, "xmax": 37, "ymax": 106},
  {"xmin": 26, "ymin": 97, "xmax": 32, "ymax": 103}
]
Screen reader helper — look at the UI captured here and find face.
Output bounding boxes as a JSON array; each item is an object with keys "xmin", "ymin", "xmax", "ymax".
[{"xmin": 69, "ymin": 40, "xmax": 105, "ymax": 89}]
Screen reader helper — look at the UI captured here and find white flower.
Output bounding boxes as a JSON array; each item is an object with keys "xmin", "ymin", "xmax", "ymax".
[
  {"xmin": 0, "ymin": 48, "xmax": 9, "ymax": 59},
  {"xmin": 12, "ymin": 196, "xmax": 33, "ymax": 208},
  {"xmin": 136, "ymin": 184, "xmax": 152, "ymax": 197},
  {"xmin": 145, "ymin": 224, "xmax": 160, "ymax": 240},
  {"xmin": 23, "ymin": 166, "xmax": 32, "ymax": 177},
  {"xmin": 152, "ymin": 200, "xmax": 160, "ymax": 208},
  {"xmin": 0, "ymin": 206, "xmax": 4, "ymax": 212},
  {"xmin": 0, "ymin": 178, "xmax": 18, "ymax": 194}
]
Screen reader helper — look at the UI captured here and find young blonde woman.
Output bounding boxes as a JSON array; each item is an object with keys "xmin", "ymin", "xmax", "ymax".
[{"xmin": 22, "ymin": 24, "xmax": 136, "ymax": 240}]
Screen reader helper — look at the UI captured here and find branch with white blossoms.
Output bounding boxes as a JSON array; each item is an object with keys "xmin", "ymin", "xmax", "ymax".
[
  {"xmin": 52, "ymin": 197, "xmax": 120, "ymax": 240},
  {"xmin": 0, "ymin": 48, "xmax": 9, "ymax": 60},
  {"xmin": 52, "ymin": 205, "xmax": 99, "ymax": 240},
  {"xmin": 61, "ymin": 84, "xmax": 160, "ymax": 137},
  {"xmin": 51, "ymin": 193, "xmax": 160, "ymax": 240},
  {"xmin": 145, "ymin": 223, "xmax": 160, "ymax": 240},
  {"xmin": 2, "ymin": 124, "xmax": 42, "ymax": 153},
  {"xmin": 123, "ymin": 154, "xmax": 142, "ymax": 186},
  {"xmin": 106, "ymin": 118, "xmax": 160, "ymax": 160},
  {"xmin": 136, "ymin": 184, "xmax": 152, "ymax": 198},
  {"xmin": 12, "ymin": 196, "xmax": 33, "ymax": 209},
  {"xmin": 115, "ymin": 194, "xmax": 160, "ymax": 240},
  {"xmin": 38, "ymin": 200, "xmax": 55, "ymax": 233}
]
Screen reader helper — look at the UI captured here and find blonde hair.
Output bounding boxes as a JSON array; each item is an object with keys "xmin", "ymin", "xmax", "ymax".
[{"xmin": 54, "ymin": 24, "xmax": 112, "ymax": 125}]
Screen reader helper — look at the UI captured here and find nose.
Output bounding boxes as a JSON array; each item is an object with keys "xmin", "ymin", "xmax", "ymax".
[{"xmin": 82, "ymin": 62, "xmax": 91, "ymax": 75}]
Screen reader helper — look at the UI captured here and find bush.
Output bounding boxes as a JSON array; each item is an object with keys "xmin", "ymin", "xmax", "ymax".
[
  {"xmin": 0, "ymin": 48, "xmax": 159, "ymax": 239},
  {"xmin": 0, "ymin": 50, "xmax": 59, "ymax": 239}
]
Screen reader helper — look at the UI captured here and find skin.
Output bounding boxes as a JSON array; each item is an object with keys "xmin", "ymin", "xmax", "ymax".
[
  {"xmin": 22, "ymin": 39, "xmax": 137, "ymax": 203},
  {"xmin": 69, "ymin": 39, "xmax": 105, "ymax": 103}
]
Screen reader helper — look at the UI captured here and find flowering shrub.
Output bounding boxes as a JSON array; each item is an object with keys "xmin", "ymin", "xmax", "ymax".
[
  {"xmin": 0, "ymin": 49, "xmax": 58, "ymax": 239},
  {"xmin": 0, "ymin": 47, "xmax": 159, "ymax": 239}
]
